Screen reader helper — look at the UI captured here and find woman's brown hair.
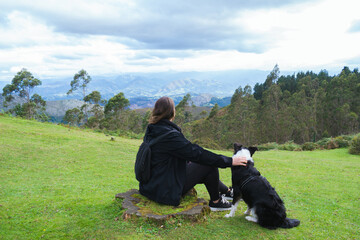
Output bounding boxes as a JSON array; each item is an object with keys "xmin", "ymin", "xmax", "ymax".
[{"xmin": 149, "ymin": 96, "xmax": 176, "ymax": 124}]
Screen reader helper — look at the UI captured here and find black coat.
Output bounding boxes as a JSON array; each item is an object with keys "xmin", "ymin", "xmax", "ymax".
[{"xmin": 139, "ymin": 119, "xmax": 232, "ymax": 206}]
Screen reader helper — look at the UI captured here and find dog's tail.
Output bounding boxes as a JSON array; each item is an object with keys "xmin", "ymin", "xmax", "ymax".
[{"xmin": 280, "ymin": 218, "xmax": 300, "ymax": 228}]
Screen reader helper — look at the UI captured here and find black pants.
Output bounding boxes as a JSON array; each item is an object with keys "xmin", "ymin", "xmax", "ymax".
[{"xmin": 182, "ymin": 162, "xmax": 229, "ymax": 201}]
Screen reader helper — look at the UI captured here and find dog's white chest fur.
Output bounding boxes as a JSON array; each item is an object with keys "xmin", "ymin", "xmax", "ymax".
[
  {"xmin": 225, "ymin": 148, "xmax": 256, "ymax": 220},
  {"xmin": 233, "ymin": 149, "xmax": 253, "ymax": 162}
]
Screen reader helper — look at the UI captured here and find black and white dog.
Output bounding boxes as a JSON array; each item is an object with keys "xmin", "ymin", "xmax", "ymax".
[{"xmin": 225, "ymin": 143, "xmax": 300, "ymax": 229}]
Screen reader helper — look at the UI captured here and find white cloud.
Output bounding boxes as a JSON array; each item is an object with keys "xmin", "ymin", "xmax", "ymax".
[
  {"xmin": 238, "ymin": 0, "xmax": 360, "ymax": 71},
  {"xmin": 0, "ymin": 11, "xmax": 57, "ymax": 47},
  {"xmin": 0, "ymin": 0, "xmax": 359, "ymax": 82}
]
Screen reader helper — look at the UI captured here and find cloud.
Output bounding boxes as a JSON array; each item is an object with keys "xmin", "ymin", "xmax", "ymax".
[
  {"xmin": 349, "ymin": 20, "xmax": 360, "ymax": 32},
  {"xmin": 0, "ymin": 0, "xmax": 359, "ymax": 81},
  {"xmin": 0, "ymin": 0, "xmax": 311, "ymax": 52},
  {"xmin": 0, "ymin": 11, "xmax": 70, "ymax": 48}
]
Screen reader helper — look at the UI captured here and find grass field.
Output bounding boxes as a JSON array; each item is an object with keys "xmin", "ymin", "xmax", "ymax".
[{"xmin": 0, "ymin": 115, "xmax": 359, "ymax": 239}]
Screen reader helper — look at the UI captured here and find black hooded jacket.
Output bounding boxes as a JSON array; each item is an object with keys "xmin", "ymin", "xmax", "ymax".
[{"xmin": 139, "ymin": 119, "xmax": 233, "ymax": 206}]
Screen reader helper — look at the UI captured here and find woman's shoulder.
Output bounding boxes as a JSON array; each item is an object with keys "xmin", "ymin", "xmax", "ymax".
[
  {"xmin": 150, "ymin": 120, "xmax": 181, "ymax": 133},
  {"xmin": 146, "ymin": 121, "xmax": 182, "ymax": 140}
]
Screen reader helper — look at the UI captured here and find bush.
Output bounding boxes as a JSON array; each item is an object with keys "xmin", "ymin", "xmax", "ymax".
[
  {"xmin": 325, "ymin": 138, "xmax": 338, "ymax": 149},
  {"xmin": 349, "ymin": 134, "xmax": 360, "ymax": 155},
  {"xmin": 302, "ymin": 142, "xmax": 318, "ymax": 151},
  {"xmin": 316, "ymin": 138, "xmax": 331, "ymax": 149},
  {"xmin": 315, "ymin": 136, "xmax": 350, "ymax": 149},
  {"xmin": 0, "ymin": 111, "xmax": 13, "ymax": 118},
  {"xmin": 257, "ymin": 142, "xmax": 279, "ymax": 151},
  {"xmin": 334, "ymin": 136, "xmax": 350, "ymax": 148},
  {"xmin": 193, "ymin": 138, "xmax": 221, "ymax": 150},
  {"xmin": 278, "ymin": 141, "xmax": 301, "ymax": 151},
  {"xmin": 315, "ymin": 137, "xmax": 344, "ymax": 149},
  {"xmin": 248, "ymin": 134, "xmax": 355, "ymax": 152}
]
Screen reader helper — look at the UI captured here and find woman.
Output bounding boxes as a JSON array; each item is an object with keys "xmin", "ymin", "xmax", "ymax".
[{"xmin": 139, "ymin": 96, "xmax": 247, "ymax": 210}]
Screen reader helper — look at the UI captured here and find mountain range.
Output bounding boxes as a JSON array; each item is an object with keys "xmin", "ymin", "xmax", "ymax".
[{"xmin": 0, "ymin": 69, "xmax": 270, "ymax": 116}]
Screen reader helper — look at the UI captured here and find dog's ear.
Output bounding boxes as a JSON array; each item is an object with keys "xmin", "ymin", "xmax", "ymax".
[
  {"xmin": 248, "ymin": 147, "xmax": 258, "ymax": 156},
  {"xmin": 233, "ymin": 143, "xmax": 243, "ymax": 153}
]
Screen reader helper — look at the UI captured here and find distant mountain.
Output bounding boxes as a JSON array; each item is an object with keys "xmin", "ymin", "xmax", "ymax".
[
  {"xmin": 0, "ymin": 95, "xmax": 25, "ymax": 111},
  {"xmin": 0, "ymin": 95, "xmax": 85, "ymax": 118},
  {"xmin": 24, "ymin": 70, "xmax": 267, "ymax": 98},
  {"xmin": 45, "ymin": 99, "xmax": 87, "ymax": 117},
  {"xmin": 0, "ymin": 69, "xmax": 269, "ymax": 110}
]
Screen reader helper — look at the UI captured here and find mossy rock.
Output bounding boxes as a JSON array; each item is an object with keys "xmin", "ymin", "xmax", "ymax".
[{"xmin": 115, "ymin": 189, "xmax": 210, "ymax": 222}]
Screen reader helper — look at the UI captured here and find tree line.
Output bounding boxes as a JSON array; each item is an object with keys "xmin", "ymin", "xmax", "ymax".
[
  {"xmin": 2, "ymin": 66, "xmax": 359, "ymax": 147},
  {"xmin": 183, "ymin": 65, "xmax": 360, "ymax": 148}
]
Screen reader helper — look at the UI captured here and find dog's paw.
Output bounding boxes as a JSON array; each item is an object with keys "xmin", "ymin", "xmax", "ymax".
[
  {"xmin": 245, "ymin": 216, "xmax": 258, "ymax": 223},
  {"xmin": 225, "ymin": 213, "xmax": 234, "ymax": 218}
]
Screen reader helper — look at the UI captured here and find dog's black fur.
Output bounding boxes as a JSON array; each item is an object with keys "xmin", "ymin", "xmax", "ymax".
[{"xmin": 228, "ymin": 143, "xmax": 300, "ymax": 229}]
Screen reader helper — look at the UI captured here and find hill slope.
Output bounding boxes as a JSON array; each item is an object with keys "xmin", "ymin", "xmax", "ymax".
[{"xmin": 0, "ymin": 115, "xmax": 359, "ymax": 239}]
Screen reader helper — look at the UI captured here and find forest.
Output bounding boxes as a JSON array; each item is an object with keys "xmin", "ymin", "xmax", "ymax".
[
  {"xmin": 2, "ymin": 66, "xmax": 360, "ymax": 149},
  {"xmin": 182, "ymin": 66, "xmax": 359, "ymax": 148}
]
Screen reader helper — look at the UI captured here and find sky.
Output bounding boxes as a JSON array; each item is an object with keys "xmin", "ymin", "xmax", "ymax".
[{"xmin": 0, "ymin": 0, "xmax": 360, "ymax": 82}]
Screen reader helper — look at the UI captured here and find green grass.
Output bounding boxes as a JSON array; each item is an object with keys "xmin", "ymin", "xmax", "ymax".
[{"xmin": 1, "ymin": 115, "xmax": 359, "ymax": 239}]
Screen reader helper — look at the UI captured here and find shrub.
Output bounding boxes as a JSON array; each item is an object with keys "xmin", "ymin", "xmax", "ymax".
[
  {"xmin": 315, "ymin": 137, "xmax": 344, "ymax": 149},
  {"xmin": 302, "ymin": 142, "xmax": 318, "ymax": 151},
  {"xmin": 117, "ymin": 129, "xmax": 143, "ymax": 139},
  {"xmin": 257, "ymin": 142, "xmax": 279, "ymax": 151},
  {"xmin": 193, "ymin": 138, "xmax": 221, "ymax": 150},
  {"xmin": 278, "ymin": 141, "xmax": 301, "ymax": 151},
  {"xmin": 0, "ymin": 111, "xmax": 13, "ymax": 118},
  {"xmin": 349, "ymin": 134, "xmax": 360, "ymax": 155},
  {"xmin": 326, "ymin": 138, "xmax": 338, "ymax": 149},
  {"xmin": 334, "ymin": 136, "xmax": 350, "ymax": 148},
  {"xmin": 316, "ymin": 138, "xmax": 331, "ymax": 149}
]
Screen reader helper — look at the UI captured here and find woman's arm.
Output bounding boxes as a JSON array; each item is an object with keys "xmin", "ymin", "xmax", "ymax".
[{"xmin": 159, "ymin": 132, "xmax": 246, "ymax": 168}]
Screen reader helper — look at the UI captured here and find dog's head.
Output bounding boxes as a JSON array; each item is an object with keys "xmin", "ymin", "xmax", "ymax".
[{"xmin": 233, "ymin": 143, "xmax": 258, "ymax": 163}]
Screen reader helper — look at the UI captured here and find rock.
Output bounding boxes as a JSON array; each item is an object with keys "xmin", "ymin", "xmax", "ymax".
[{"xmin": 115, "ymin": 189, "xmax": 210, "ymax": 222}]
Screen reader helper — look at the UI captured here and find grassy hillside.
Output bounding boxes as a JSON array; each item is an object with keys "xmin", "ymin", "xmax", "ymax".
[{"xmin": 0, "ymin": 115, "xmax": 359, "ymax": 239}]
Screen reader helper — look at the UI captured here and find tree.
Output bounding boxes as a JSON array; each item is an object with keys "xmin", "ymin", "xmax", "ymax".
[
  {"xmin": 142, "ymin": 110, "xmax": 152, "ymax": 131},
  {"xmin": 63, "ymin": 108, "xmax": 84, "ymax": 126},
  {"xmin": 84, "ymin": 91, "xmax": 106, "ymax": 128},
  {"xmin": 325, "ymin": 69, "xmax": 359, "ymax": 136},
  {"xmin": 185, "ymin": 66, "xmax": 360, "ymax": 147},
  {"xmin": 265, "ymin": 64, "xmax": 280, "ymax": 89},
  {"xmin": 2, "ymin": 68, "xmax": 46, "ymax": 119},
  {"xmin": 277, "ymin": 74, "xmax": 297, "ymax": 94},
  {"xmin": 84, "ymin": 91, "xmax": 104, "ymax": 105},
  {"xmin": 67, "ymin": 69, "xmax": 92, "ymax": 121},
  {"xmin": 174, "ymin": 93, "xmax": 193, "ymax": 127},
  {"xmin": 101, "ymin": 92, "xmax": 130, "ymax": 130},
  {"xmin": 226, "ymin": 85, "xmax": 259, "ymax": 145},
  {"xmin": 253, "ymin": 65, "xmax": 280, "ymax": 101},
  {"xmin": 253, "ymin": 83, "xmax": 265, "ymax": 100},
  {"xmin": 200, "ymin": 110, "xmax": 208, "ymax": 118},
  {"xmin": 175, "ymin": 93, "xmax": 191, "ymax": 111},
  {"xmin": 67, "ymin": 69, "xmax": 92, "ymax": 98},
  {"xmin": 208, "ymin": 103, "xmax": 219, "ymax": 119},
  {"xmin": 104, "ymin": 92, "xmax": 129, "ymax": 115}
]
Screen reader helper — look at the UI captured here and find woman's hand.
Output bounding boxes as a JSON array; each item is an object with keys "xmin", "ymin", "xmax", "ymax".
[{"xmin": 232, "ymin": 155, "xmax": 247, "ymax": 166}]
